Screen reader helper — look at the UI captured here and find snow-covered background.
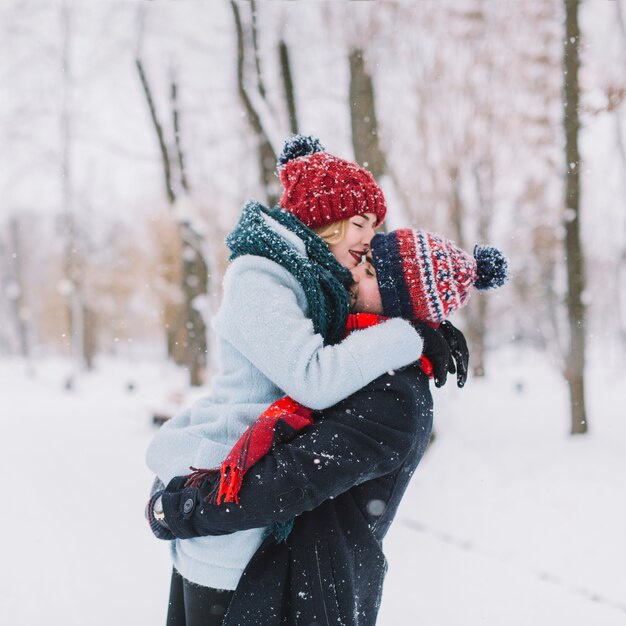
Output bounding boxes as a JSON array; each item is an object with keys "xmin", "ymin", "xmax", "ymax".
[{"xmin": 1, "ymin": 352, "xmax": 624, "ymax": 625}]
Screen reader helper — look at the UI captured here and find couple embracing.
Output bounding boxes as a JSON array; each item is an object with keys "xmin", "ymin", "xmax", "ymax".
[{"xmin": 146, "ymin": 135, "xmax": 508, "ymax": 626}]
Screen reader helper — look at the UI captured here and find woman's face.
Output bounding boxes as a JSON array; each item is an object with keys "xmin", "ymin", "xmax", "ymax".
[
  {"xmin": 328, "ymin": 213, "xmax": 378, "ymax": 269},
  {"xmin": 349, "ymin": 257, "xmax": 384, "ymax": 315}
]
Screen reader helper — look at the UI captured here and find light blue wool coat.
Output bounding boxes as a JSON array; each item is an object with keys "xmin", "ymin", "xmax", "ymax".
[{"xmin": 146, "ymin": 212, "xmax": 424, "ymax": 590}]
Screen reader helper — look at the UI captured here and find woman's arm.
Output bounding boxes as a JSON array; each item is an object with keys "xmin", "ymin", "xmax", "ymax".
[
  {"xmin": 158, "ymin": 367, "xmax": 433, "ymax": 539},
  {"xmin": 216, "ymin": 256, "xmax": 424, "ymax": 410}
]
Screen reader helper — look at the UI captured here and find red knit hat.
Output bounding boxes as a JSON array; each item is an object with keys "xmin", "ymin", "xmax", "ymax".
[
  {"xmin": 277, "ymin": 135, "xmax": 387, "ymax": 229},
  {"xmin": 370, "ymin": 229, "xmax": 509, "ymax": 324}
]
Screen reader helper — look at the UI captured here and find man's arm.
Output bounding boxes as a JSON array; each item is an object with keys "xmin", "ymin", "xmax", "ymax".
[{"xmin": 160, "ymin": 366, "xmax": 433, "ymax": 539}]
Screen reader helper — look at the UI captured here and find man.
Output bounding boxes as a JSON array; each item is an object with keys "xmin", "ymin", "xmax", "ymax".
[{"xmin": 154, "ymin": 362, "xmax": 433, "ymax": 626}]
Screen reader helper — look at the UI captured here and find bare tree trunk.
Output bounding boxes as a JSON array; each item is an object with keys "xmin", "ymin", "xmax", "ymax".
[
  {"xmin": 231, "ymin": 0, "xmax": 278, "ymax": 206},
  {"xmin": 83, "ymin": 307, "xmax": 97, "ymax": 370},
  {"xmin": 610, "ymin": 105, "xmax": 626, "ymax": 349},
  {"xmin": 171, "ymin": 70, "xmax": 209, "ymax": 386},
  {"xmin": 0, "ymin": 237, "xmax": 10, "ymax": 353},
  {"xmin": 348, "ymin": 48, "xmax": 387, "ymax": 180},
  {"xmin": 60, "ymin": 1, "xmax": 75, "ymax": 360},
  {"xmin": 446, "ymin": 162, "xmax": 489, "ymax": 376},
  {"xmin": 616, "ymin": 110, "xmax": 626, "ymax": 349},
  {"xmin": 447, "ymin": 164, "xmax": 465, "ymax": 249},
  {"xmin": 179, "ymin": 224, "xmax": 209, "ymax": 386},
  {"xmin": 348, "ymin": 47, "xmax": 392, "ymax": 233},
  {"xmin": 60, "ymin": 2, "xmax": 89, "ymax": 372},
  {"xmin": 171, "ymin": 73, "xmax": 190, "ymax": 194},
  {"xmin": 563, "ymin": 0, "xmax": 588, "ymax": 434},
  {"xmin": 250, "ymin": 0, "xmax": 266, "ymax": 100},
  {"xmin": 469, "ymin": 160, "xmax": 496, "ymax": 377},
  {"xmin": 135, "ymin": 57, "xmax": 209, "ymax": 386},
  {"xmin": 135, "ymin": 58, "xmax": 176, "ymax": 205},
  {"xmin": 610, "ymin": 67, "xmax": 626, "ymax": 348},
  {"xmin": 279, "ymin": 40, "xmax": 298, "ymax": 135},
  {"xmin": 136, "ymin": 56, "xmax": 185, "ymax": 366},
  {"xmin": 8, "ymin": 216, "xmax": 30, "ymax": 358}
]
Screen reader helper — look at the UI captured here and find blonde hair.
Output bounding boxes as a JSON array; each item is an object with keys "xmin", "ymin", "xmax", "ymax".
[{"xmin": 314, "ymin": 219, "xmax": 349, "ymax": 245}]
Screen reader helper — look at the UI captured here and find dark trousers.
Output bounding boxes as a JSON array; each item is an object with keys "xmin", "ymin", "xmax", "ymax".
[{"xmin": 166, "ymin": 569, "xmax": 234, "ymax": 626}]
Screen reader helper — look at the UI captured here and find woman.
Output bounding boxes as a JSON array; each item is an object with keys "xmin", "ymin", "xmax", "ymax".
[{"xmin": 146, "ymin": 135, "xmax": 458, "ymax": 625}]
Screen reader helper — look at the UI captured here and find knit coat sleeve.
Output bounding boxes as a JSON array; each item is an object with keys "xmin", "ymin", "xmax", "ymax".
[
  {"xmin": 215, "ymin": 256, "xmax": 423, "ymax": 411},
  {"xmin": 160, "ymin": 367, "xmax": 433, "ymax": 538}
]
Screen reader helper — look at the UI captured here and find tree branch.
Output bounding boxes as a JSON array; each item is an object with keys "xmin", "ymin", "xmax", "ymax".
[
  {"xmin": 170, "ymin": 68, "xmax": 190, "ymax": 194},
  {"xmin": 135, "ymin": 57, "xmax": 175, "ymax": 204},
  {"xmin": 279, "ymin": 40, "xmax": 298, "ymax": 134}
]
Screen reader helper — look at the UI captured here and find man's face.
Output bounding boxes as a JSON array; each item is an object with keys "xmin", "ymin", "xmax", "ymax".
[{"xmin": 349, "ymin": 256, "xmax": 384, "ymax": 315}]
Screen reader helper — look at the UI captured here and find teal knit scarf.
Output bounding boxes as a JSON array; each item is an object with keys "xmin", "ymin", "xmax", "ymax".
[{"xmin": 226, "ymin": 201, "xmax": 353, "ymax": 346}]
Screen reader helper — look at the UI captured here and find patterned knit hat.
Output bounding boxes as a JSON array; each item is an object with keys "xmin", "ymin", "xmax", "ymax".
[
  {"xmin": 370, "ymin": 229, "xmax": 509, "ymax": 324},
  {"xmin": 277, "ymin": 134, "xmax": 387, "ymax": 229}
]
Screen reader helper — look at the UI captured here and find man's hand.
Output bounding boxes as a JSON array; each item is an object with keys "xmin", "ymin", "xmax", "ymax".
[
  {"xmin": 146, "ymin": 484, "xmax": 175, "ymax": 540},
  {"xmin": 413, "ymin": 323, "xmax": 452, "ymax": 388},
  {"xmin": 439, "ymin": 320, "xmax": 469, "ymax": 388}
]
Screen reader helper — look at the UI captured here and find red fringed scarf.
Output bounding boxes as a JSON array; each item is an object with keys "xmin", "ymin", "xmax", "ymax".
[{"xmin": 185, "ymin": 313, "xmax": 433, "ymax": 504}]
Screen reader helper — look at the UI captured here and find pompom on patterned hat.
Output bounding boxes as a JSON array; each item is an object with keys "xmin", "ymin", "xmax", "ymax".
[
  {"xmin": 277, "ymin": 134, "xmax": 387, "ymax": 229},
  {"xmin": 370, "ymin": 229, "xmax": 509, "ymax": 324}
]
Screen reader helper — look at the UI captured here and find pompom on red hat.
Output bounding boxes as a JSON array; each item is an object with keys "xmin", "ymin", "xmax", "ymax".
[
  {"xmin": 277, "ymin": 134, "xmax": 387, "ymax": 229},
  {"xmin": 370, "ymin": 229, "xmax": 509, "ymax": 324}
]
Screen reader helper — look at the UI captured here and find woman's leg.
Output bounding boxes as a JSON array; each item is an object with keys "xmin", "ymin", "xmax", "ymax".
[
  {"xmin": 181, "ymin": 577, "xmax": 234, "ymax": 626},
  {"xmin": 166, "ymin": 568, "xmax": 234, "ymax": 626},
  {"xmin": 166, "ymin": 569, "xmax": 186, "ymax": 626}
]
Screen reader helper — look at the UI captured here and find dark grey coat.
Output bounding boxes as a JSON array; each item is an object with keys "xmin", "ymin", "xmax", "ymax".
[{"xmin": 161, "ymin": 364, "xmax": 433, "ymax": 625}]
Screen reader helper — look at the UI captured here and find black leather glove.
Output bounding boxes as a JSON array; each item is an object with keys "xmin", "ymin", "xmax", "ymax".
[
  {"xmin": 439, "ymin": 320, "xmax": 469, "ymax": 388},
  {"xmin": 413, "ymin": 323, "xmax": 452, "ymax": 388}
]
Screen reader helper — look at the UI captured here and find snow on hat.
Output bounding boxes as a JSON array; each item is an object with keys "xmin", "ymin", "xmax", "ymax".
[
  {"xmin": 370, "ymin": 229, "xmax": 509, "ymax": 324},
  {"xmin": 277, "ymin": 134, "xmax": 387, "ymax": 229}
]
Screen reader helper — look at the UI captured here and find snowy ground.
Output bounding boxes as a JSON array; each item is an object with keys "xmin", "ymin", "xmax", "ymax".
[{"xmin": 1, "ymin": 352, "xmax": 624, "ymax": 625}]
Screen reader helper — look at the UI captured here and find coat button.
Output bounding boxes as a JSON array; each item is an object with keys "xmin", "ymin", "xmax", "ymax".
[{"xmin": 183, "ymin": 498, "xmax": 195, "ymax": 514}]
